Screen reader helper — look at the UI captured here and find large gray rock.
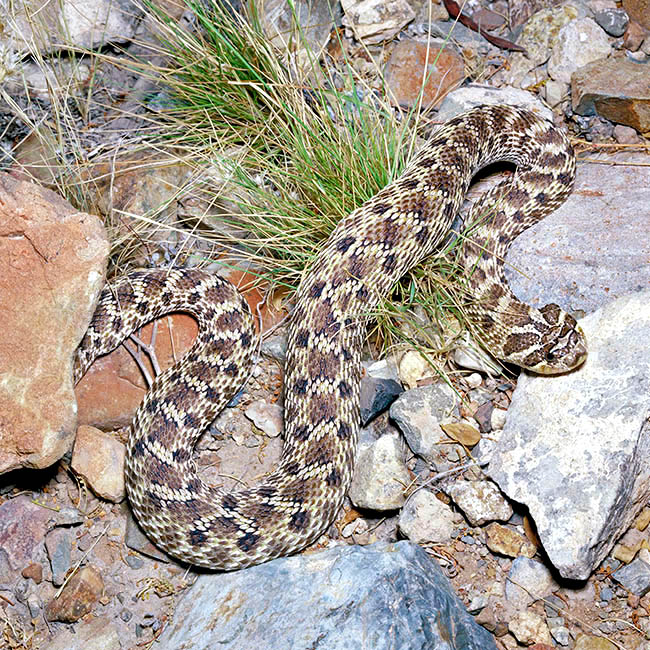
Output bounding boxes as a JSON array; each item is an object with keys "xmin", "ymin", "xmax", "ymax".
[
  {"xmin": 157, "ymin": 541, "xmax": 496, "ymax": 649},
  {"xmin": 488, "ymin": 290, "xmax": 650, "ymax": 580},
  {"xmin": 506, "ymin": 152, "xmax": 650, "ymax": 314}
]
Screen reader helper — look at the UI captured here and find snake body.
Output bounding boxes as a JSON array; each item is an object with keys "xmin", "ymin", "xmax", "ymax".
[{"xmin": 75, "ymin": 105, "xmax": 587, "ymax": 570}]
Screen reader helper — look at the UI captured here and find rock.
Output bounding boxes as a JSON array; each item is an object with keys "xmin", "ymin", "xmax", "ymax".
[
  {"xmin": 76, "ymin": 313, "xmax": 198, "ymax": 430},
  {"xmin": 574, "ymin": 634, "xmax": 619, "ymax": 649},
  {"xmin": 2, "ymin": 61, "xmax": 91, "ymax": 101},
  {"xmin": 594, "ymin": 8, "xmax": 630, "ymax": 36},
  {"xmin": 389, "ymin": 383, "xmax": 459, "ymax": 461},
  {"xmin": 260, "ymin": 0, "xmax": 340, "ymax": 56},
  {"xmin": 508, "ymin": 611, "xmax": 553, "ymax": 645},
  {"xmin": 505, "ymin": 557, "xmax": 556, "ymax": 607},
  {"xmin": 485, "ymin": 523, "xmax": 537, "ymax": 558},
  {"xmin": 244, "ymin": 400, "xmax": 283, "ymax": 437},
  {"xmin": 7, "ymin": 0, "xmax": 136, "ymax": 53},
  {"xmin": 156, "ymin": 541, "xmax": 496, "ymax": 649},
  {"xmin": 436, "ymin": 85, "xmax": 553, "ymax": 123},
  {"xmin": 360, "ymin": 376, "xmax": 403, "ymax": 425},
  {"xmin": 550, "ymin": 621, "xmax": 571, "ymax": 646},
  {"xmin": 45, "ymin": 566, "xmax": 104, "ymax": 622},
  {"xmin": 491, "ymin": 408, "xmax": 507, "ymax": 431},
  {"xmin": 47, "ymin": 616, "xmax": 121, "ymax": 650},
  {"xmin": 348, "ymin": 432, "xmax": 410, "ymax": 510},
  {"xmin": 0, "ymin": 173, "xmax": 108, "ymax": 474},
  {"xmin": 45, "ymin": 528, "xmax": 73, "ymax": 587},
  {"xmin": 612, "ymin": 556, "xmax": 650, "ymax": 595},
  {"xmin": 572, "ymin": 58, "xmax": 650, "ymax": 133},
  {"xmin": 447, "ymin": 480, "xmax": 513, "ymax": 526},
  {"xmin": 624, "ymin": 19, "xmax": 648, "ymax": 51},
  {"xmin": 260, "ymin": 334, "xmax": 287, "ymax": 364},
  {"xmin": 623, "ymin": 0, "xmax": 650, "ymax": 30},
  {"xmin": 489, "ymin": 291, "xmax": 650, "ymax": 580},
  {"xmin": 383, "ymin": 39, "xmax": 465, "ymax": 108},
  {"xmin": 0, "ymin": 495, "xmax": 77, "ymax": 571},
  {"xmin": 21, "ymin": 563, "xmax": 43, "ymax": 584},
  {"xmin": 613, "ymin": 124, "xmax": 641, "ymax": 143},
  {"xmin": 398, "ymin": 489, "xmax": 463, "ymax": 544},
  {"xmin": 505, "ymin": 153, "xmax": 650, "ymax": 314},
  {"xmin": 547, "ymin": 19, "xmax": 612, "ymax": 83},
  {"xmin": 503, "ymin": 5, "xmax": 579, "ymax": 87},
  {"xmin": 452, "ymin": 333, "xmax": 502, "ymax": 375},
  {"xmin": 341, "ymin": 0, "xmax": 415, "ymax": 44},
  {"xmin": 473, "ymin": 401, "xmax": 493, "ymax": 433},
  {"xmin": 71, "ymin": 425, "xmax": 126, "ymax": 502},
  {"xmin": 398, "ymin": 349, "xmax": 436, "ymax": 388}
]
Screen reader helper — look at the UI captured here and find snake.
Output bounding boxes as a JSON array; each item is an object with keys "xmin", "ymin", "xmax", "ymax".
[{"xmin": 74, "ymin": 105, "xmax": 587, "ymax": 570}]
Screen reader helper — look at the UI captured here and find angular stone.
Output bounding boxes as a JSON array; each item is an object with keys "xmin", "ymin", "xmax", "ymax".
[
  {"xmin": 360, "ymin": 376, "xmax": 402, "ymax": 426},
  {"xmin": 485, "ymin": 523, "xmax": 537, "ymax": 558},
  {"xmin": 503, "ymin": 5, "xmax": 579, "ymax": 87},
  {"xmin": 572, "ymin": 58, "xmax": 650, "ymax": 133},
  {"xmin": 348, "ymin": 432, "xmax": 410, "ymax": 510},
  {"xmin": 447, "ymin": 480, "xmax": 513, "ymax": 526},
  {"xmin": 384, "ymin": 40, "xmax": 465, "ymax": 108},
  {"xmin": 45, "ymin": 566, "xmax": 104, "ymax": 622},
  {"xmin": 341, "ymin": 0, "xmax": 415, "ymax": 44},
  {"xmin": 156, "ymin": 541, "xmax": 496, "ymax": 649},
  {"xmin": 612, "ymin": 556, "xmax": 650, "ymax": 596},
  {"xmin": 0, "ymin": 173, "xmax": 108, "ymax": 474},
  {"xmin": 389, "ymin": 383, "xmax": 459, "ymax": 461},
  {"xmin": 398, "ymin": 489, "xmax": 462, "ymax": 544},
  {"xmin": 47, "ymin": 617, "xmax": 121, "ymax": 650},
  {"xmin": 489, "ymin": 291, "xmax": 650, "ymax": 579},
  {"xmin": 623, "ymin": 0, "xmax": 650, "ymax": 30},
  {"xmin": 548, "ymin": 19, "xmax": 611, "ymax": 84},
  {"xmin": 505, "ymin": 557, "xmax": 556, "ymax": 607},
  {"xmin": 71, "ymin": 425, "xmax": 126, "ymax": 502}
]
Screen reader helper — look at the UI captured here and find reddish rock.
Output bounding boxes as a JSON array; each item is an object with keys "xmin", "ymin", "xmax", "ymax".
[
  {"xmin": 623, "ymin": 0, "xmax": 650, "ymax": 30},
  {"xmin": 0, "ymin": 496, "xmax": 59, "ymax": 569},
  {"xmin": 75, "ymin": 313, "xmax": 198, "ymax": 429},
  {"xmin": 21, "ymin": 562, "xmax": 43, "ymax": 583},
  {"xmin": 572, "ymin": 58, "xmax": 650, "ymax": 133},
  {"xmin": 71, "ymin": 425, "xmax": 126, "ymax": 502},
  {"xmin": 45, "ymin": 565, "xmax": 104, "ymax": 622},
  {"xmin": 0, "ymin": 173, "xmax": 109, "ymax": 474},
  {"xmin": 623, "ymin": 19, "xmax": 648, "ymax": 50},
  {"xmin": 384, "ymin": 40, "xmax": 466, "ymax": 108}
]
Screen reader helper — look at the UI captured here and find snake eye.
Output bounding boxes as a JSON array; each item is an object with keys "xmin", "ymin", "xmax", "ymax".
[{"xmin": 545, "ymin": 351, "xmax": 556, "ymax": 361}]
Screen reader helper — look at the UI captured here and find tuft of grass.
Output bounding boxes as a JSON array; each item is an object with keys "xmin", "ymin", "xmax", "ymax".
[{"xmin": 131, "ymin": 0, "xmax": 475, "ymax": 362}]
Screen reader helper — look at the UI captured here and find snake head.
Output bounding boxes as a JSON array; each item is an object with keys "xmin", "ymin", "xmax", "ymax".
[{"xmin": 524, "ymin": 304, "xmax": 588, "ymax": 375}]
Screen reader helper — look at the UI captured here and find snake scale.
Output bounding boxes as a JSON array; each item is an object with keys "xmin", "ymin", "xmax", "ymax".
[{"xmin": 75, "ymin": 105, "xmax": 587, "ymax": 570}]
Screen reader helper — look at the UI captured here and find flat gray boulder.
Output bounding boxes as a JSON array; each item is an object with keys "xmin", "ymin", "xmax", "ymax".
[
  {"xmin": 157, "ymin": 541, "xmax": 496, "ymax": 649},
  {"xmin": 506, "ymin": 152, "xmax": 649, "ymax": 314},
  {"xmin": 488, "ymin": 290, "xmax": 650, "ymax": 580}
]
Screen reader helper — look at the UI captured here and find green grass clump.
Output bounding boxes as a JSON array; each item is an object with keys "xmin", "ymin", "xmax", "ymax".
[{"xmin": 133, "ymin": 0, "xmax": 473, "ymax": 361}]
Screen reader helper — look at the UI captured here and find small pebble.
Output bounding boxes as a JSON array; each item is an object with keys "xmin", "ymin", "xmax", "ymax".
[{"xmin": 465, "ymin": 373, "xmax": 482, "ymax": 388}]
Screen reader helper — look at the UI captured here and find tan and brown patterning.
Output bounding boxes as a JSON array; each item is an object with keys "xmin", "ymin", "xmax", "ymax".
[{"xmin": 75, "ymin": 105, "xmax": 587, "ymax": 570}]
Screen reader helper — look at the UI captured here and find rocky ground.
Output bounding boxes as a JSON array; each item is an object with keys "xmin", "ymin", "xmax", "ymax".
[{"xmin": 1, "ymin": 0, "xmax": 649, "ymax": 649}]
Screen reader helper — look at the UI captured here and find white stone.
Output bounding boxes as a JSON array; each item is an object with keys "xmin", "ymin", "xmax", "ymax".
[
  {"xmin": 447, "ymin": 480, "xmax": 513, "ymax": 526},
  {"xmin": 341, "ymin": 0, "xmax": 415, "ymax": 44},
  {"xmin": 349, "ymin": 432, "xmax": 410, "ymax": 510},
  {"xmin": 398, "ymin": 489, "xmax": 462, "ymax": 544},
  {"xmin": 489, "ymin": 290, "xmax": 650, "ymax": 580},
  {"xmin": 508, "ymin": 611, "xmax": 553, "ymax": 646},
  {"xmin": 548, "ymin": 18, "xmax": 612, "ymax": 83}
]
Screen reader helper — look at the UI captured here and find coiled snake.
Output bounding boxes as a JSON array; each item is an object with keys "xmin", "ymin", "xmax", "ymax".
[{"xmin": 75, "ymin": 105, "xmax": 587, "ymax": 570}]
